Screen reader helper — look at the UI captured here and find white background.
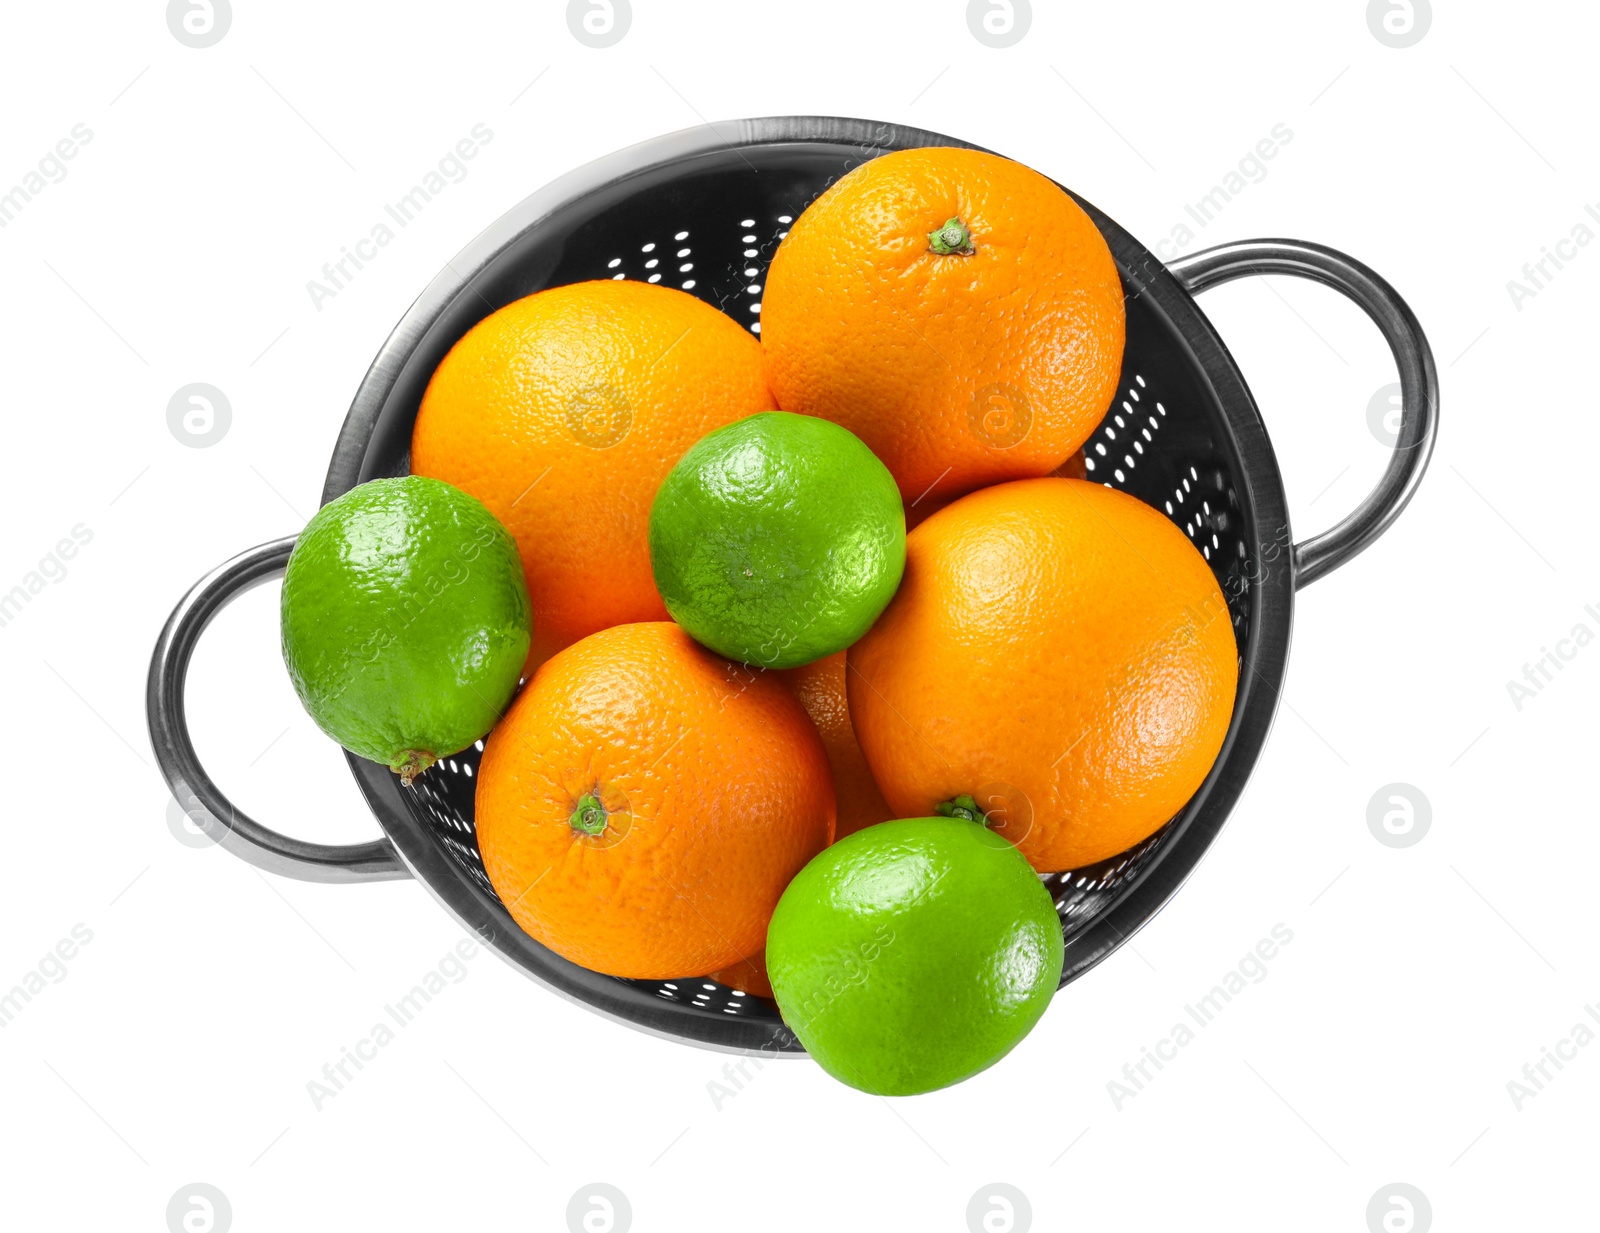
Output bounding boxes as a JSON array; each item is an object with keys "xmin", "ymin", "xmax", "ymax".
[{"xmin": 1, "ymin": 1, "xmax": 1593, "ymax": 1229}]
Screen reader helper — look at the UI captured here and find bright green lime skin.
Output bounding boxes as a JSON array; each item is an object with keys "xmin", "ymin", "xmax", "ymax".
[
  {"xmin": 766, "ymin": 817, "xmax": 1064, "ymax": 1096},
  {"xmin": 648, "ymin": 411, "xmax": 905, "ymax": 669},
  {"xmin": 280, "ymin": 477, "xmax": 531, "ymax": 778}
]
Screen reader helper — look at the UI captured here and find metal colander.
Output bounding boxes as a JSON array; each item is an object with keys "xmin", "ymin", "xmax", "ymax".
[{"xmin": 148, "ymin": 117, "xmax": 1438, "ymax": 1055}]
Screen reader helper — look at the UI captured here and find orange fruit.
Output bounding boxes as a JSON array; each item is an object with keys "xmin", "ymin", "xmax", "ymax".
[
  {"xmin": 412, "ymin": 281, "xmax": 770, "ymax": 669},
  {"xmin": 761, "ymin": 147, "xmax": 1124, "ymax": 506},
  {"xmin": 776, "ymin": 651, "xmax": 894, "ymax": 841},
  {"xmin": 475, "ymin": 622, "xmax": 835, "ymax": 979},
  {"xmin": 848, "ymin": 479, "xmax": 1237, "ymax": 872}
]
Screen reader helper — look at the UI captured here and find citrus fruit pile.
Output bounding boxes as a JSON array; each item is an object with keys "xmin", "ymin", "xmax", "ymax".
[{"xmin": 279, "ymin": 147, "xmax": 1239, "ymax": 1096}]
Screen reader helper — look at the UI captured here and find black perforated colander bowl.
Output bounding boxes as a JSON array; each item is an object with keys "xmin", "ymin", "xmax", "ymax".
[{"xmin": 148, "ymin": 117, "xmax": 1437, "ymax": 1055}]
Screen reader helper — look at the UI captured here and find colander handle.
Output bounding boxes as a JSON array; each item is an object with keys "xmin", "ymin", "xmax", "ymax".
[
  {"xmin": 1170, "ymin": 239, "xmax": 1438, "ymax": 589},
  {"xmin": 146, "ymin": 537, "xmax": 411, "ymax": 883}
]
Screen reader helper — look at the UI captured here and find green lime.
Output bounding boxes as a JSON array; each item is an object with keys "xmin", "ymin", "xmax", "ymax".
[
  {"xmin": 648, "ymin": 411, "xmax": 904, "ymax": 669},
  {"xmin": 281, "ymin": 476, "xmax": 531, "ymax": 783},
  {"xmin": 766, "ymin": 817, "xmax": 1063, "ymax": 1095}
]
